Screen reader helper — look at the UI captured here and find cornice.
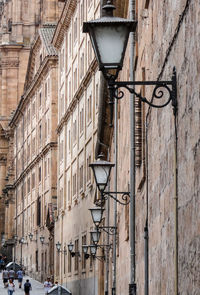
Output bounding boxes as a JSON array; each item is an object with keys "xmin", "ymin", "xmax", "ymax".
[
  {"xmin": 9, "ymin": 56, "xmax": 58, "ymax": 128},
  {"xmin": 52, "ymin": 0, "xmax": 77, "ymax": 50},
  {"xmin": 57, "ymin": 59, "xmax": 97, "ymax": 134},
  {"xmin": 14, "ymin": 141, "xmax": 57, "ymax": 187}
]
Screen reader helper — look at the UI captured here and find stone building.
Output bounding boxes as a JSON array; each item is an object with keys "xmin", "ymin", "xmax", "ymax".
[
  {"xmin": 0, "ymin": 0, "xmax": 63, "ymax": 265},
  {"xmin": 95, "ymin": 0, "xmax": 200, "ymax": 295},
  {"xmin": 52, "ymin": 1, "xmax": 103, "ymax": 294},
  {"xmin": 9, "ymin": 24, "xmax": 58, "ymax": 281}
]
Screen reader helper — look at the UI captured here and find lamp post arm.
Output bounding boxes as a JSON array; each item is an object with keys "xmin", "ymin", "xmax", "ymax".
[
  {"xmin": 102, "ymin": 191, "xmax": 130, "ymax": 205},
  {"xmin": 107, "ymin": 68, "xmax": 177, "ymax": 112}
]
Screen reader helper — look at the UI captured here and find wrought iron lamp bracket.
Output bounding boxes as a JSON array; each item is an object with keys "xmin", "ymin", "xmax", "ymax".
[
  {"xmin": 98, "ymin": 226, "xmax": 117, "ymax": 235},
  {"xmin": 102, "ymin": 191, "xmax": 130, "ymax": 206},
  {"xmin": 106, "ymin": 67, "xmax": 177, "ymax": 124}
]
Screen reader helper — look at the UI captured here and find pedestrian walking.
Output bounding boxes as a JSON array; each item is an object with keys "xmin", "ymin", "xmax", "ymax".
[
  {"xmin": 2, "ymin": 267, "xmax": 9, "ymax": 288},
  {"xmin": 44, "ymin": 277, "xmax": 52, "ymax": 295},
  {"xmin": 17, "ymin": 268, "xmax": 23, "ymax": 288},
  {"xmin": 7, "ymin": 278, "xmax": 15, "ymax": 295},
  {"xmin": 8, "ymin": 268, "xmax": 15, "ymax": 281},
  {"xmin": 24, "ymin": 279, "xmax": 32, "ymax": 295}
]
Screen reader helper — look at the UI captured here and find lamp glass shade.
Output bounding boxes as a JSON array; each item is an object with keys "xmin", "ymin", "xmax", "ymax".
[
  {"xmin": 68, "ymin": 243, "xmax": 74, "ymax": 252},
  {"xmin": 82, "ymin": 245, "xmax": 88, "ymax": 254},
  {"xmin": 90, "ymin": 245, "xmax": 97, "ymax": 255},
  {"xmin": 90, "ymin": 230, "xmax": 101, "ymax": 244},
  {"xmin": 56, "ymin": 242, "xmax": 61, "ymax": 252},
  {"xmin": 29, "ymin": 233, "xmax": 33, "ymax": 240},
  {"xmin": 21, "ymin": 237, "xmax": 25, "ymax": 244},
  {"xmin": 14, "ymin": 235, "xmax": 18, "ymax": 242},
  {"xmin": 91, "ymin": 24, "xmax": 130, "ymax": 69},
  {"xmin": 40, "ymin": 236, "xmax": 45, "ymax": 244},
  {"xmin": 90, "ymin": 159, "xmax": 114, "ymax": 192},
  {"xmin": 89, "ymin": 208, "xmax": 104, "ymax": 226}
]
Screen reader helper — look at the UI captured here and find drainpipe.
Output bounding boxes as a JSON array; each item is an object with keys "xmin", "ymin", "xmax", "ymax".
[
  {"xmin": 129, "ymin": 0, "xmax": 136, "ymax": 294},
  {"xmin": 173, "ymin": 110, "xmax": 178, "ymax": 295},
  {"xmin": 144, "ymin": 120, "xmax": 149, "ymax": 295},
  {"xmin": 105, "ymin": 150, "xmax": 110, "ymax": 295},
  {"xmin": 112, "ymin": 97, "xmax": 118, "ymax": 295}
]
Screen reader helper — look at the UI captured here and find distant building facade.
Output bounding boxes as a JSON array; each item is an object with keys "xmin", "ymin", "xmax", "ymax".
[{"xmin": 52, "ymin": 1, "xmax": 103, "ymax": 294}]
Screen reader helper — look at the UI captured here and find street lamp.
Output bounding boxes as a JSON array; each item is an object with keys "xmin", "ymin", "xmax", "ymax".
[
  {"xmin": 83, "ymin": 0, "xmax": 136, "ymax": 77},
  {"xmin": 83, "ymin": 0, "xmax": 177, "ymax": 112},
  {"xmin": 68, "ymin": 242, "xmax": 80, "ymax": 257},
  {"xmin": 56, "ymin": 241, "xmax": 67, "ymax": 255},
  {"xmin": 89, "ymin": 156, "xmax": 114, "ymax": 193},
  {"xmin": 40, "ymin": 236, "xmax": 49, "ymax": 245},
  {"xmin": 90, "ymin": 230, "xmax": 101, "ymax": 245},
  {"xmin": 89, "ymin": 207, "xmax": 105, "ymax": 227},
  {"xmin": 28, "ymin": 233, "xmax": 37, "ymax": 242},
  {"xmin": 89, "ymin": 157, "xmax": 130, "ymax": 205}
]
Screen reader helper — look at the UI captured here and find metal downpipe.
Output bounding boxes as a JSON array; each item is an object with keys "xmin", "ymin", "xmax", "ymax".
[{"xmin": 129, "ymin": 0, "xmax": 136, "ymax": 294}]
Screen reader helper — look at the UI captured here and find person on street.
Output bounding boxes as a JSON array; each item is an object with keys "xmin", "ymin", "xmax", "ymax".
[
  {"xmin": 8, "ymin": 268, "xmax": 15, "ymax": 281},
  {"xmin": 7, "ymin": 278, "xmax": 15, "ymax": 295},
  {"xmin": 2, "ymin": 267, "xmax": 9, "ymax": 288},
  {"xmin": 17, "ymin": 268, "xmax": 23, "ymax": 288},
  {"xmin": 24, "ymin": 279, "xmax": 32, "ymax": 295},
  {"xmin": 44, "ymin": 277, "xmax": 53, "ymax": 295}
]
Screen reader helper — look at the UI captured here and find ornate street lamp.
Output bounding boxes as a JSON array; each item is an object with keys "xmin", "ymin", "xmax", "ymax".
[
  {"xmin": 68, "ymin": 242, "xmax": 79, "ymax": 257},
  {"xmin": 83, "ymin": 0, "xmax": 177, "ymax": 113},
  {"xmin": 89, "ymin": 157, "xmax": 114, "ymax": 193},
  {"xmin": 56, "ymin": 241, "xmax": 61, "ymax": 252},
  {"xmin": 90, "ymin": 230, "xmax": 101, "ymax": 245},
  {"xmin": 83, "ymin": 0, "xmax": 137, "ymax": 78},
  {"xmin": 89, "ymin": 207, "xmax": 105, "ymax": 227},
  {"xmin": 40, "ymin": 236, "xmax": 49, "ymax": 245},
  {"xmin": 28, "ymin": 233, "xmax": 33, "ymax": 241}
]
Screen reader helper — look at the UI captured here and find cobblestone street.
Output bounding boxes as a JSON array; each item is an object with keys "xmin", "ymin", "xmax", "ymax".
[{"xmin": 0, "ymin": 273, "xmax": 44, "ymax": 295}]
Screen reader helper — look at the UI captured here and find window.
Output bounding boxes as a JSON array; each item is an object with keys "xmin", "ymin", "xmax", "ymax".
[
  {"xmin": 45, "ymin": 82, "xmax": 47, "ymax": 100},
  {"xmin": 32, "ymin": 137, "xmax": 36, "ymax": 154},
  {"xmin": 27, "ymin": 143, "xmax": 30, "ymax": 161},
  {"xmin": 80, "ymin": 53, "xmax": 84, "ymax": 79},
  {"xmin": 74, "ymin": 68, "xmax": 77, "ymax": 92},
  {"xmin": 32, "ymin": 101, "xmax": 35, "ymax": 117},
  {"xmin": 74, "ymin": 18, "xmax": 77, "ymax": 43},
  {"xmin": 39, "ymin": 124, "xmax": 42, "ymax": 145},
  {"xmin": 87, "ymin": 95, "xmax": 92, "ymax": 122},
  {"xmin": 80, "ymin": 1, "xmax": 84, "ymax": 24},
  {"xmin": 40, "ymin": 54, "xmax": 42, "ymax": 65},
  {"xmin": 69, "ymin": 33, "xmax": 72, "ymax": 56},
  {"xmin": 39, "ymin": 166, "xmax": 42, "ymax": 182},
  {"xmin": 73, "ymin": 120, "xmax": 77, "ymax": 144},
  {"xmin": 80, "ymin": 108, "xmax": 84, "ymax": 134},
  {"xmin": 82, "ymin": 235, "xmax": 86, "ymax": 270},
  {"xmin": 37, "ymin": 197, "xmax": 41, "ymax": 226},
  {"xmin": 68, "ymin": 80, "xmax": 71, "ymax": 102},
  {"xmin": 41, "ymin": 252, "xmax": 44, "ymax": 272},
  {"xmin": 87, "ymin": 155, "xmax": 91, "ymax": 182},
  {"xmin": 59, "ymin": 140, "xmax": 63, "ymax": 162},
  {"xmin": 36, "ymin": 250, "xmax": 38, "ymax": 272},
  {"xmin": 68, "ymin": 247, "xmax": 72, "ymax": 273},
  {"xmin": 73, "ymin": 174, "xmax": 77, "ymax": 196},
  {"xmin": 68, "ymin": 130, "xmax": 71, "ymax": 150},
  {"xmin": 67, "ymin": 180, "xmax": 71, "ymax": 204},
  {"xmin": 32, "ymin": 173, "xmax": 35, "ymax": 189},
  {"xmin": 39, "ymin": 92, "xmax": 42, "ymax": 107},
  {"xmin": 44, "ymin": 161, "xmax": 47, "ymax": 178},
  {"xmin": 27, "ymin": 177, "xmax": 30, "ymax": 193},
  {"xmin": 79, "ymin": 165, "xmax": 83, "ymax": 191},
  {"xmin": 27, "ymin": 109, "xmax": 30, "ymax": 125},
  {"xmin": 95, "ymin": 83, "xmax": 99, "ymax": 110},
  {"xmin": 74, "ymin": 239, "xmax": 79, "ymax": 272},
  {"xmin": 60, "ymin": 49, "xmax": 64, "ymax": 73}
]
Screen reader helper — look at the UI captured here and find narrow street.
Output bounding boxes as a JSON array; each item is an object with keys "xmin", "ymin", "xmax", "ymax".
[{"xmin": 0, "ymin": 273, "xmax": 44, "ymax": 295}]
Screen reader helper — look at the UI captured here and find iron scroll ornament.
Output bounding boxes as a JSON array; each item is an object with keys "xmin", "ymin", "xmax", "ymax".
[
  {"xmin": 102, "ymin": 191, "xmax": 130, "ymax": 205},
  {"xmin": 106, "ymin": 68, "xmax": 177, "ymax": 124}
]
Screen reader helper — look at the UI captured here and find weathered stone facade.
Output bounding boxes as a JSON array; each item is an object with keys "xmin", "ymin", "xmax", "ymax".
[{"xmin": 97, "ymin": 0, "xmax": 200, "ymax": 294}]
